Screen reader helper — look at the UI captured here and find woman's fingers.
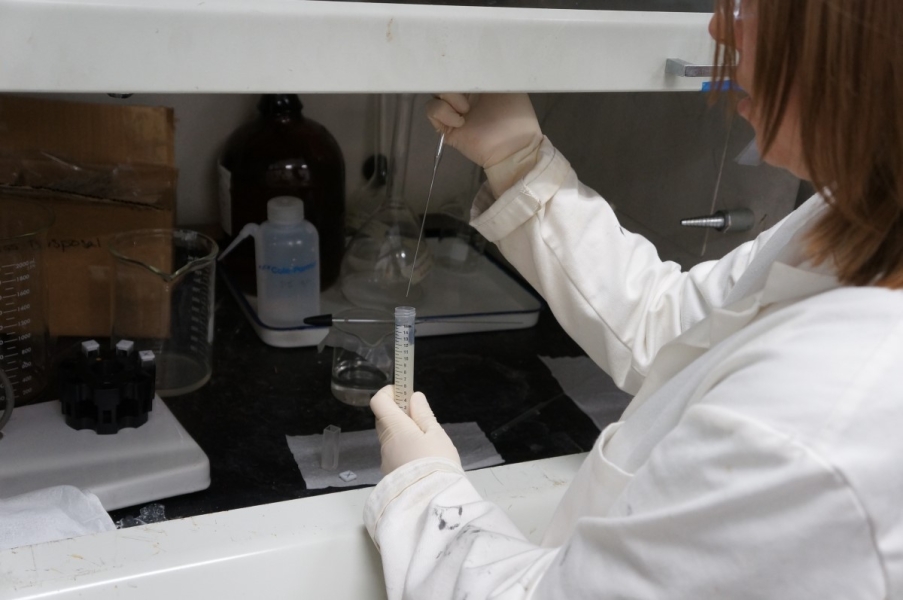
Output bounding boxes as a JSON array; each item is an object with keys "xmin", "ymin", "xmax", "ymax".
[
  {"xmin": 371, "ymin": 385, "xmax": 418, "ymax": 444},
  {"xmin": 369, "ymin": 384, "xmax": 399, "ymax": 419},
  {"xmin": 426, "ymin": 97, "xmax": 466, "ymax": 132},
  {"xmin": 409, "ymin": 391, "xmax": 440, "ymax": 433},
  {"xmin": 436, "ymin": 92, "xmax": 472, "ymax": 115}
]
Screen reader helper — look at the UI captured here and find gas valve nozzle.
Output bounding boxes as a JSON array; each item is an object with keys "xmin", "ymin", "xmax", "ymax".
[{"xmin": 680, "ymin": 208, "xmax": 755, "ymax": 233}]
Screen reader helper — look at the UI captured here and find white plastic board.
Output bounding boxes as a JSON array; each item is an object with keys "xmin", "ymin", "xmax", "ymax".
[
  {"xmin": 0, "ymin": 397, "xmax": 210, "ymax": 511},
  {"xmin": 222, "ymin": 239, "xmax": 544, "ymax": 348}
]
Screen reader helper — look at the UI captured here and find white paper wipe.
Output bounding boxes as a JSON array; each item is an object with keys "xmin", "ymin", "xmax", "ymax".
[
  {"xmin": 286, "ymin": 422, "xmax": 503, "ymax": 489},
  {"xmin": 539, "ymin": 356, "xmax": 633, "ymax": 430},
  {"xmin": 0, "ymin": 485, "xmax": 115, "ymax": 551}
]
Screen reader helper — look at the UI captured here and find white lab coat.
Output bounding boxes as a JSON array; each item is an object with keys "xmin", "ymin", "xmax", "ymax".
[{"xmin": 364, "ymin": 139, "xmax": 903, "ymax": 599}]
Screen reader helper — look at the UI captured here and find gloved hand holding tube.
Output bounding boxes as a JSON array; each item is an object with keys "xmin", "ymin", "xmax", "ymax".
[
  {"xmin": 426, "ymin": 93, "xmax": 544, "ymax": 198},
  {"xmin": 370, "ymin": 384, "xmax": 461, "ymax": 475}
]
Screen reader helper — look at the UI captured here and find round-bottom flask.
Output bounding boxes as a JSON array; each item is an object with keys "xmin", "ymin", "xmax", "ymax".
[
  {"xmin": 340, "ymin": 93, "xmax": 432, "ymax": 309},
  {"xmin": 341, "ymin": 200, "xmax": 432, "ymax": 307}
]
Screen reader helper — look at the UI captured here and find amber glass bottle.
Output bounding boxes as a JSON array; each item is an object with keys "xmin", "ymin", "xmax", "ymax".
[{"xmin": 219, "ymin": 94, "xmax": 345, "ymax": 293}]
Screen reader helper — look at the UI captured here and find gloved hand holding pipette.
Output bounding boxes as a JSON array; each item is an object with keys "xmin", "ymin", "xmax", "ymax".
[
  {"xmin": 426, "ymin": 93, "xmax": 543, "ymax": 198},
  {"xmin": 370, "ymin": 385, "xmax": 461, "ymax": 475}
]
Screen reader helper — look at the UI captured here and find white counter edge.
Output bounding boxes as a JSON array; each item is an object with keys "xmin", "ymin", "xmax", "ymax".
[{"xmin": 0, "ymin": 452, "xmax": 586, "ymax": 600}]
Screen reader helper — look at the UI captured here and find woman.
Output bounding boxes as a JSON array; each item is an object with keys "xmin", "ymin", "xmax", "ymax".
[{"xmin": 366, "ymin": 0, "xmax": 903, "ymax": 597}]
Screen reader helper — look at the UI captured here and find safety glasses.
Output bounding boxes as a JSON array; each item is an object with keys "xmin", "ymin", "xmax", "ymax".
[{"xmin": 732, "ymin": 0, "xmax": 756, "ymax": 20}]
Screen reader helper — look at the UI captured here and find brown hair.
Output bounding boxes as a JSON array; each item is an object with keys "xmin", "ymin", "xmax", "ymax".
[{"xmin": 713, "ymin": 0, "xmax": 903, "ymax": 287}]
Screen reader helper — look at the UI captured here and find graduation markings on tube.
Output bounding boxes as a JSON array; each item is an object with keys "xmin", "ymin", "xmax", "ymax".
[{"xmin": 394, "ymin": 306, "xmax": 416, "ymax": 414}]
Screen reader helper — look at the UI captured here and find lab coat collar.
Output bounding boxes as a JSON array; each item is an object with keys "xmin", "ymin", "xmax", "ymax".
[
  {"xmin": 622, "ymin": 260, "xmax": 839, "ymax": 423},
  {"xmin": 686, "ymin": 261, "xmax": 838, "ymax": 350},
  {"xmin": 654, "ymin": 194, "xmax": 837, "ymax": 368}
]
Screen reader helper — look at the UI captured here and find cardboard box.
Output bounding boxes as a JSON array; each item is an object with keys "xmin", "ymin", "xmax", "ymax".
[{"xmin": 0, "ymin": 96, "xmax": 177, "ymax": 337}]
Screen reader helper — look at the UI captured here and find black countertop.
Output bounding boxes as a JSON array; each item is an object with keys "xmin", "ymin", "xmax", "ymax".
[{"xmin": 107, "ymin": 272, "xmax": 618, "ymax": 524}]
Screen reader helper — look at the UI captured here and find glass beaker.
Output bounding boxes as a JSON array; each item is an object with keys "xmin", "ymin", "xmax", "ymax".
[
  {"xmin": 109, "ymin": 229, "xmax": 218, "ymax": 397},
  {"xmin": 340, "ymin": 93, "xmax": 433, "ymax": 309},
  {"xmin": 325, "ymin": 308, "xmax": 393, "ymax": 407},
  {"xmin": 0, "ymin": 197, "xmax": 54, "ymax": 414}
]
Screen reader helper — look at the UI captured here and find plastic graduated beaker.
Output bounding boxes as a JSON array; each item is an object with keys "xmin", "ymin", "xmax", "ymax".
[
  {"xmin": 0, "ymin": 197, "xmax": 53, "ymax": 420},
  {"xmin": 322, "ymin": 308, "xmax": 393, "ymax": 407},
  {"xmin": 109, "ymin": 229, "xmax": 218, "ymax": 397}
]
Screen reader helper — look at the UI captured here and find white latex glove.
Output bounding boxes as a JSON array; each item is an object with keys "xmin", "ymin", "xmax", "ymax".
[
  {"xmin": 370, "ymin": 385, "xmax": 462, "ymax": 475},
  {"xmin": 426, "ymin": 93, "xmax": 543, "ymax": 197}
]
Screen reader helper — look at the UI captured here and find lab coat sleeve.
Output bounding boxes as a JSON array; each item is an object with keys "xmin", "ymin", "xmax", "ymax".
[
  {"xmin": 365, "ymin": 407, "xmax": 884, "ymax": 600},
  {"xmin": 471, "ymin": 138, "xmax": 776, "ymax": 394},
  {"xmin": 364, "ymin": 457, "xmax": 560, "ymax": 600}
]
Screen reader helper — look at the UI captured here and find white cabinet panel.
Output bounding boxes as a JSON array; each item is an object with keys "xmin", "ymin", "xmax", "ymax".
[{"xmin": 0, "ymin": 1, "xmax": 712, "ymax": 93}]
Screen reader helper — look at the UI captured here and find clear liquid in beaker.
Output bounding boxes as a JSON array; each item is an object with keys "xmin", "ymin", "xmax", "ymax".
[
  {"xmin": 326, "ymin": 307, "xmax": 393, "ymax": 407},
  {"xmin": 330, "ymin": 353, "xmax": 390, "ymax": 407}
]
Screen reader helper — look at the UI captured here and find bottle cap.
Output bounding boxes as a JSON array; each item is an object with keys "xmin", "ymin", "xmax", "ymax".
[
  {"xmin": 267, "ymin": 196, "xmax": 305, "ymax": 224},
  {"xmin": 257, "ymin": 94, "xmax": 303, "ymax": 115}
]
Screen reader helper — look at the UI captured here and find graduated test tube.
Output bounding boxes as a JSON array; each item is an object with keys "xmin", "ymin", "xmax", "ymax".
[{"xmin": 393, "ymin": 306, "xmax": 416, "ymax": 413}]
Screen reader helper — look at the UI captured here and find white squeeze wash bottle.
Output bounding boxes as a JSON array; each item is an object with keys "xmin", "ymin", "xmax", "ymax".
[{"xmin": 220, "ymin": 196, "xmax": 320, "ymax": 327}]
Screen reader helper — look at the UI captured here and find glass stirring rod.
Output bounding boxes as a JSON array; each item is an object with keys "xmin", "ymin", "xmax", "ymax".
[
  {"xmin": 397, "ymin": 134, "xmax": 442, "ymax": 412},
  {"xmin": 406, "ymin": 132, "xmax": 445, "ymax": 297}
]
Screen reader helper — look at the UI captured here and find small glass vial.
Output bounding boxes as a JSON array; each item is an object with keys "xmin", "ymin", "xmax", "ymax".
[{"xmin": 320, "ymin": 425, "xmax": 341, "ymax": 471}]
